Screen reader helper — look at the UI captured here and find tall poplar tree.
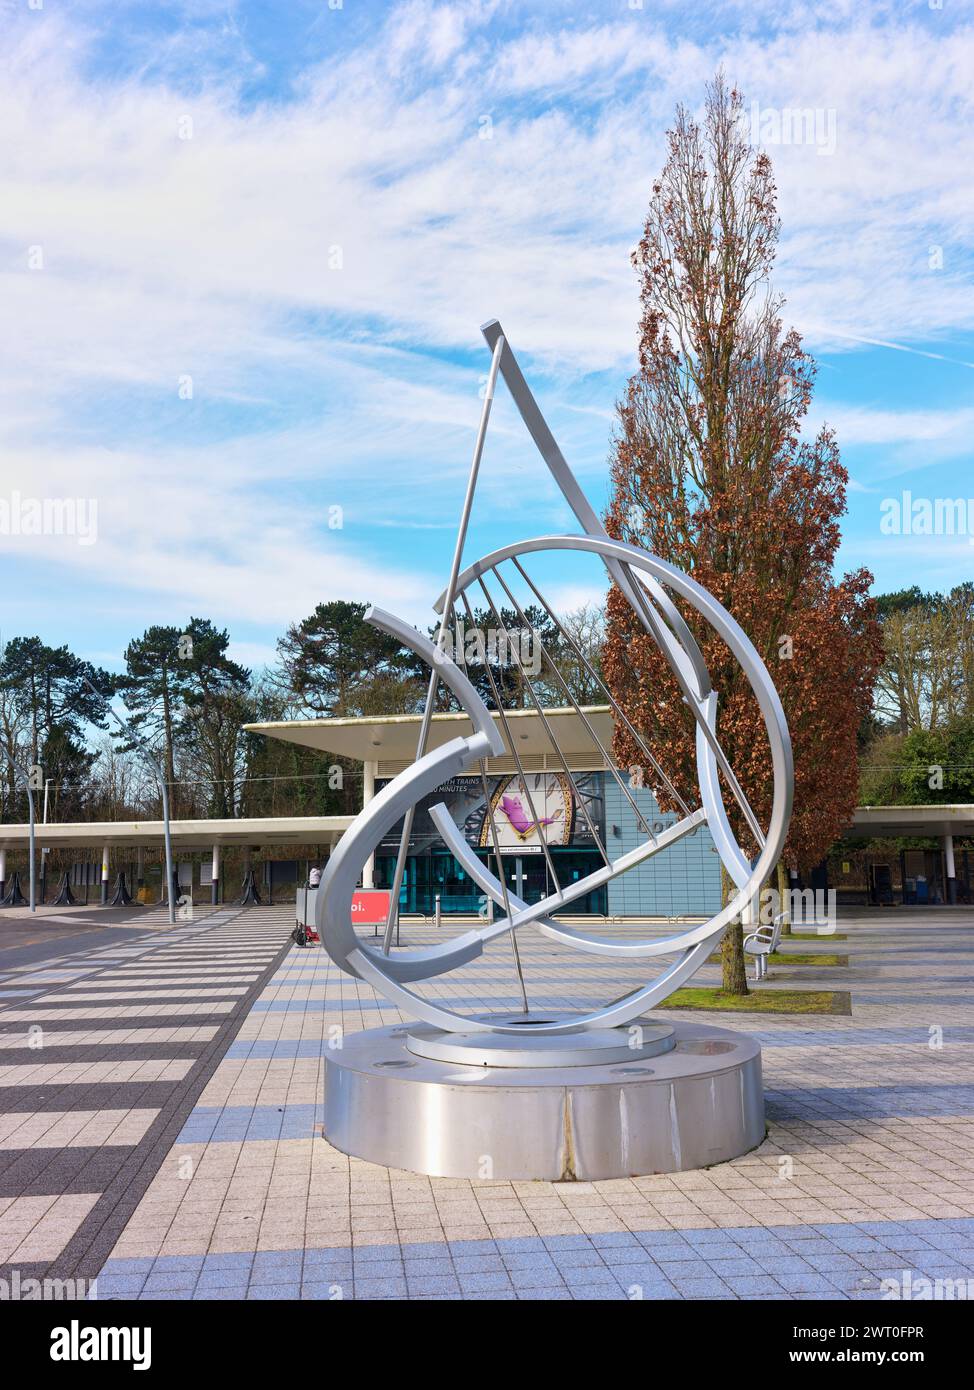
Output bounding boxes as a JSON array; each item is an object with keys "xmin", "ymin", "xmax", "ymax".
[{"xmin": 604, "ymin": 76, "xmax": 882, "ymax": 991}]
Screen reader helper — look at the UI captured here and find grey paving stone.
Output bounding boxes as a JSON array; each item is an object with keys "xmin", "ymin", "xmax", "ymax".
[
  {"xmin": 453, "ymin": 1254, "xmax": 506, "ymax": 1274},
  {"xmin": 302, "ymin": 1256, "xmax": 353, "ymax": 1278},
  {"xmin": 92, "ymin": 1274, "xmax": 147, "ymax": 1298},
  {"xmin": 457, "ymin": 1271, "xmax": 514, "ymax": 1293},
  {"xmin": 859, "ymin": 1251, "xmax": 917, "ymax": 1272},
  {"xmin": 706, "ymin": 1256, "xmax": 764, "ymax": 1277},
  {"xmin": 781, "ymin": 1237, "xmax": 837, "ymax": 1255},
  {"xmin": 607, "ymin": 1262, "xmax": 670, "ymax": 1285},
  {"xmin": 600, "ymin": 1247, "xmax": 664, "ymax": 1270},
  {"xmin": 773, "ymin": 1271, "xmax": 842, "ymax": 1295},
  {"xmin": 403, "ymin": 1256, "xmax": 455, "ymax": 1276},
  {"xmin": 406, "ymin": 1276, "xmax": 462, "ymax": 1296},
  {"xmin": 591, "ymin": 1232, "xmax": 642, "ymax": 1249},
  {"xmin": 723, "ymin": 1275, "xmax": 784, "ymax": 1296},
  {"xmin": 655, "ymin": 1248, "xmax": 711, "ymax": 1265},
  {"xmin": 495, "ymin": 1236, "xmax": 547, "ymax": 1253},
  {"xmin": 669, "ymin": 1275, "xmax": 734, "ymax": 1297},
  {"xmin": 542, "ymin": 1234, "xmax": 593, "ymax": 1252},
  {"xmin": 563, "ymin": 1264, "xmax": 621, "ymax": 1287},
  {"xmin": 501, "ymin": 1251, "xmax": 558, "ymax": 1272},
  {"xmin": 551, "ymin": 1248, "xmax": 607, "ymax": 1269},
  {"xmin": 354, "ymin": 1277, "xmax": 408, "ymax": 1298},
  {"xmin": 250, "ymin": 1260, "xmax": 303, "ymax": 1284},
  {"xmin": 353, "ymin": 1245, "xmax": 404, "ymax": 1264},
  {"xmin": 804, "ymin": 1253, "xmax": 866, "ymax": 1274},
  {"xmin": 402, "ymin": 1241, "xmax": 453, "ymax": 1259},
  {"xmin": 509, "ymin": 1268, "xmax": 568, "ymax": 1291},
  {"xmin": 831, "ymin": 1235, "xmax": 886, "ymax": 1253},
  {"xmin": 448, "ymin": 1239, "xmax": 497, "ymax": 1256},
  {"xmin": 197, "ymin": 1268, "xmax": 250, "ymax": 1291},
  {"xmin": 755, "ymin": 1256, "xmax": 817, "ymax": 1275}
]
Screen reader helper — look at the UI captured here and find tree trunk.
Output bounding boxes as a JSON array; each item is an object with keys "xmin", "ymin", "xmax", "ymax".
[
  {"xmin": 720, "ymin": 864, "xmax": 749, "ymax": 995},
  {"xmin": 777, "ymin": 859, "xmax": 791, "ymax": 936}
]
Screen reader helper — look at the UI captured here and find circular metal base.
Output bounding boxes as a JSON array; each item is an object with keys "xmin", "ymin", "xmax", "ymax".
[
  {"xmin": 405, "ymin": 1017, "xmax": 676, "ymax": 1069},
  {"xmin": 323, "ymin": 1019, "xmax": 764, "ymax": 1180}
]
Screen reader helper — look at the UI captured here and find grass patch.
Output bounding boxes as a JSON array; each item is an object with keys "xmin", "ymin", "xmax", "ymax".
[
  {"xmin": 768, "ymin": 952, "xmax": 848, "ymax": 966},
  {"xmin": 658, "ymin": 987, "xmax": 852, "ymax": 1016}
]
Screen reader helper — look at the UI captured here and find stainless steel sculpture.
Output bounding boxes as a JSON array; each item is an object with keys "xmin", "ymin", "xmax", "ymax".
[{"xmin": 315, "ymin": 321, "xmax": 793, "ymax": 1178}]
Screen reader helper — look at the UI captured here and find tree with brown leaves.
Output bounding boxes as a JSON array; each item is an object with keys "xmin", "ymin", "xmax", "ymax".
[{"xmin": 604, "ymin": 76, "xmax": 882, "ymax": 992}]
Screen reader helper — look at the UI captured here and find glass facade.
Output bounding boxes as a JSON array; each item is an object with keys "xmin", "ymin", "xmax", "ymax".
[
  {"xmin": 373, "ymin": 846, "xmax": 608, "ymax": 917},
  {"xmin": 372, "ymin": 768, "xmax": 723, "ymax": 918},
  {"xmin": 374, "ymin": 769, "xmax": 609, "ymax": 916}
]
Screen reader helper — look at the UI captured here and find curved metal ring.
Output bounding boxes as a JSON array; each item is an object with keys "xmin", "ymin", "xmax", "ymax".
[{"xmin": 317, "ymin": 536, "xmax": 792, "ymax": 1034}]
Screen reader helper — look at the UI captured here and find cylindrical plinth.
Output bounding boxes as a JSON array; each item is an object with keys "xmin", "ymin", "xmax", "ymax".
[
  {"xmin": 323, "ymin": 1019, "xmax": 764, "ymax": 1180},
  {"xmin": 405, "ymin": 1018, "xmax": 676, "ymax": 1068}
]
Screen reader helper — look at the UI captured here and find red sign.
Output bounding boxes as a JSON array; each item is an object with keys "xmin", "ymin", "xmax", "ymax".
[{"xmin": 351, "ymin": 889, "xmax": 392, "ymax": 927}]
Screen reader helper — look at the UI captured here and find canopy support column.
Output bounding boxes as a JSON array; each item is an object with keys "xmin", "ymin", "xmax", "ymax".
[
  {"xmin": 363, "ymin": 759, "xmax": 377, "ymax": 889},
  {"xmin": 944, "ymin": 833, "xmax": 957, "ymax": 905}
]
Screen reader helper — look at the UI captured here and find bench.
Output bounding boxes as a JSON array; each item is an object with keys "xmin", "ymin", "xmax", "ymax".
[{"xmin": 742, "ymin": 912, "xmax": 784, "ymax": 981}]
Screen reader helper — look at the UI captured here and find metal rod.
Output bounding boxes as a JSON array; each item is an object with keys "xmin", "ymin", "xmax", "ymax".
[
  {"xmin": 0, "ymin": 735, "xmax": 37, "ymax": 913},
  {"xmin": 479, "ymin": 321, "xmax": 763, "ymax": 848},
  {"xmin": 158, "ymin": 773, "xmax": 176, "ymax": 925},
  {"xmin": 490, "ymin": 562, "xmax": 656, "ymax": 840},
  {"xmin": 27, "ymin": 781, "xmax": 35, "ymax": 913},
  {"xmin": 477, "ymin": 576, "xmax": 610, "ymax": 865},
  {"xmin": 460, "ymin": 589, "xmax": 566, "ymax": 893},
  {"xmin": 478, "ymin": 761, "xmax": 529, "ymax": 1013},
  {"xmin": 622, "ymin": 572, "xmax": 766, "ymax": 849},
  {"xmin": 381, "ymin": 334, "xmax": 506, "ymax": 956},
  {"xmin": 453, "ymin": 598, "xmax": 529, "ymax": 1013}
]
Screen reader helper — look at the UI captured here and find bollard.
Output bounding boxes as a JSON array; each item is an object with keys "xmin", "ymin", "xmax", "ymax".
[{"xmin": 435, "ymin": 893, "xmax": 441, "ymax": 928}]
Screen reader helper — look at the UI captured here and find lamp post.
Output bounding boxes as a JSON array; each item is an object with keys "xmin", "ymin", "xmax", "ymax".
[
  {"xmin": 0, "ymin": 736, "xmax": 37, "ymax": 913},
  {"xmin": 85, "ymin": 679, "xmax": 176, "ymax": 926},
  {"xmin": 40, "ymin": 777, "xmax": 54, "ymax": 904}
]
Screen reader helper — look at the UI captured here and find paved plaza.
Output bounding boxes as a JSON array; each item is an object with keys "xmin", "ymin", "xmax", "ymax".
[{"xmin": 1, "ymin": 904, "xmax": 972, "ymax": 1300}]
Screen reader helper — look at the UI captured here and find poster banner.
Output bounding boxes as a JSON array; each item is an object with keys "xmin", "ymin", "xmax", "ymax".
[
  {"xmin": 377, "ymin": 772, "xmax": 604, "ymax": 855},
  {"xmin": 352, "ymin": 889, "xmax": 392, "ymax": 925}
]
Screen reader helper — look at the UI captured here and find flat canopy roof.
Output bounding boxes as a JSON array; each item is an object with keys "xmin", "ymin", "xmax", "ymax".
[
  {"xmin": 243, "ymin": 713, "xmax": 974, "ymax": 839},
  {"xmin": 1, "ymin": 803, "xmax": 967, "ymax": 855},
  {"xmin": 848, "ymin": 805, "xmax": 974, "ymax": 839},
  {"xmin": 0, "ymin": 815, "xmax": 353, "ymax": 852},
  {"xmin": 245, "ymin": 705, "xmax": 615, "ymax": 766}
]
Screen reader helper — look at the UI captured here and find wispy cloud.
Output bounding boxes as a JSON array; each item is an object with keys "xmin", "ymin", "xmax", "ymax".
[
  {"xmin": 1, "ymin": 0, "xmax": 972, "ymax": 649},
  {"xmin": 810, "ymin": 404, "xmax": 974, "ymax": 450}
]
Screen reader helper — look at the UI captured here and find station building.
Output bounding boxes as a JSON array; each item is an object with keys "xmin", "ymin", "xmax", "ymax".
[
  {"xmin": 1, "ymin": 708, "xmax": 970, "ymax": 918},
  {"xmin": 0, "ymin": 815, "xmax": 351, "ymax": 908},
  {"xmin": 249, "ymin": 707, "xmax": 974, "ymax": 917},
  {"xmin": 251, "ymin": 706, "xmax": 725, "ymax": 919}
]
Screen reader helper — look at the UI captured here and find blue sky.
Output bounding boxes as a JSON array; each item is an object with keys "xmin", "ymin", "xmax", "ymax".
[{"xmin": 1, "ymin": 0, "xmax": 972, "ymax": 677}]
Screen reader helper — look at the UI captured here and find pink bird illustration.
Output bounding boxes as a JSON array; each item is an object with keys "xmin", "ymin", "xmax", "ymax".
[{"xmin": 499, "ymin": 793, "xmax": 562, "ymax": 840}]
